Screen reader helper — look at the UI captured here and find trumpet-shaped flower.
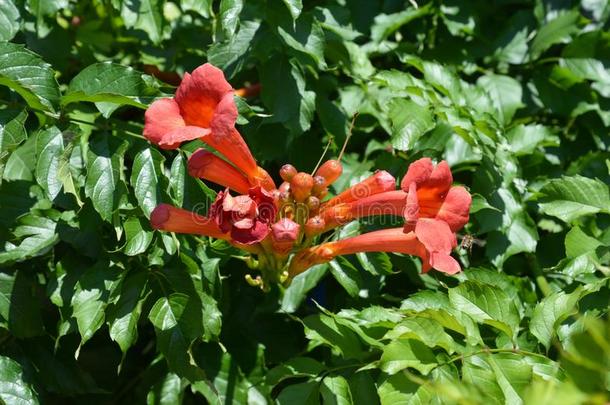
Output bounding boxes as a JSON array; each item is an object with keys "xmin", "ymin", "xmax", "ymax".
[{"xmin": 210, "ymin": 187, "xmax": 277, "ymax": 245}]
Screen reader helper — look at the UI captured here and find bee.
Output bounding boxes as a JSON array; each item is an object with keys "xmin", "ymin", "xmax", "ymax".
[{"xmin": 459, "ymin": 234, "xmax": 484, "ymax": 254}]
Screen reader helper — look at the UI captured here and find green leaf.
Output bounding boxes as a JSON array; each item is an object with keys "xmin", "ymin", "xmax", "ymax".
[
  {"xmin": 377, "ymin": 371, "xmax": 430, "ymax": 405},
  {"xmin": 379, "ymin": 338, "xmax": 438, "ymax": 375},
  {"xmin": 530, "ymin": 288, "xmax": 583, "ymax": 350},
  {"xmin": 120, "ymin": 0, "xmax": 164, "ymax": 44},
  {"xmin": 180, "ymin": 0, "xmax": 212, "ymax": 18},
  {"xmin": 530, "ymin": 11, "xmax": 580, "ymax": 59},
  {"xmin": 329, "ymin": 258, "xmax": 363, "ymax": 297},
  {"xmin": 320, "ymin": 375, "xmax": 354, "ymax": 405},
  {"xmin": 218, "ymin": 0, "xmax": 243, "ymax": 38},
  {"xmin": 277, "ymin": 14, "xmax": 327, "ymax": 69},
  {"xmin": 388, "ymin": 98, "xmax": 434, "ymax": 151},
  {"xmin": 564, "ymin": 226, "xmax": 602, "ymax": 259},
  {"xmin": 506, "ymin": 124, "xmax": 555, "ymax": 155},
  {"xmin": 131, "ymin": 148, "xmax": 163, "ymax": 217},
  {"xmin": 276, "ymin": 381, "xmax": 319, "ymax": 405},
  {"xmin": 303, "ymin": 314, "xmax": 364, "ymax": 359},
  {"xmin": 72, "ymin": 263, "xmax": 121, "ymax": 350},
  {"xmin": 266, "ymin": 357, "xmax": 325, "ymax": 386},
  {"xmin": 0, "ymin": 42, "xmax": 60, "ymax": 115},
  {"xmin": 85, "ymin": 137, "xmax": 127, "ymax": 222},
  {"xmin": 0, "ymin": 0, "xmax": 20, "ymax": 41},
  {"xmin": 384, "ymin": 317, "xmax": 456, "ymax": 354},
  {"xmin": 63, "ymin": 62, "xmax": 160, "ymax": 117},
  {"xmin": 148, "ymin": 293, "xmax": 205, "ymax": 380},
  {"xmin": 448, "ymin": 281, "xmax": 520, "ymax": 339},
  {"xmin": 26, "ymin": 0, "xmax": 67, "ymax": 37},
  {"xmin": 463, "ymin": 354, "xmax": 532, "ymax": 404},
  {"xmin": 538, "ymin": 175, "xmax": 610, "ymax": 222},
  {"xmin": 282, "ymin": 0, "xmax": 302, "ymax": 20},
  {"xmin": 208, "ymin": 20, "xmax": 260, "ymax": 79},
  {"xmin": 477, "ymin": 74, "xmax": 523, "ymax": 125},
  {"xmin": 35, "ymin": 126, "xmax": 64, "ymax": 200},
  {"xmin": 107, "ymin": 270, "xmax": 147, "ymax": 355},
  {"xmin": 370, "ymin": 4, "xmax": 432, "ymax": 43},
  {"xmin": 0, "ymin": 271, "xmax": 44, "ymax": 338},
  {"xmin": 560, "ymin": 58, "xmax": 610, "ymax": 97},
  {"xmin": 0, "ymin": 109, "xmax": 27, "ymax": 180},
  {"xmin": 0, "ymin": 215, "xmax": 58, "ymax": 265},
  {"xmin": 123, "ymin": 217, "xmax": 153, "ymax": 256},
  {"xmin": 147, "ymin": 373, "xmax": 182, "ymax": 405},
  {"xmin": 260, "ymin": 56, "xmax": 315, "ymax": 136},
  {"xmin": 0, "ymin": 356, "xmax": 39, "ymax": 404},
  {"xmin": 281, "ymin": 264, "xmax": 328, "ymax": 313}
]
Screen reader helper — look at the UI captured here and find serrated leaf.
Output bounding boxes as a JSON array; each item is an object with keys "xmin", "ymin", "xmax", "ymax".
[
  {"xmin": 448, "ymin": 281, "xmax": 520, "ymax": 339},
  {"xmin": 0, "ymin": 42, "xmax": 60, "ymax": 115},
  {"xmin": 120, "ymin": 0, "xmax": 164, "ymax": 44},
  {"xmin": 0, "ymin": 0, "xmax": 20, "ymax": 41},
  {"xmin": 123, "ymin": 217, "xmax": 153, "ymax": 256},
  {"xmin": 218, "ymin": 0, "xmax": 243, "ymax": 38},
  {"xmin": 131, "ymin": 148, "xmax": 163, "ymax": 217},
  {"xmin": 0, "ymin": 215, "xmax": 58, "ymax": 265},
  {"xmin": 208, "ymin": 20, "xmax": 260, "ymax": 79},
  {"xmin": 530, "ymin": 11, "xmax": 580, "ymax": 59},
  {"xmin": 538, "ymin": 175, "xmax": 610, "ymax": 222},
  {"xmin": 107, "ymin": 270, "xmax": 147, "ymax": 356},
  {"xmin": 35, "ymin": 126, "xmax": 64, "ymax": 200},
  {"xmin": 266, "ymin": 357, "xmax": 325, "ymax": 386},
  {"xmin": 277, "ymin": 14, "xmax": 326, "ymax": 69},
  {"xmin": 388, "ymin": 98, "xmax": 435, "ymax": 151},
  {"xmin": 64, "ymin": 62, "xmax": 160, "ymax": 117},
  {"xmin": 260, "ymin": 56, "xmax": 315, "ymax": 136},
  {"xmin": 180, "ymin": 0, "xmax": 212, "ymax": 18},
  {"xmin": 477, "ymin": 74, "xmax": 523, "ymax": 125},
  {"xmin": 0, "ymin": 356, "xmax": 39, "ymax": 404},
  {"xmin": 379, "ymin": 338, "xmax": 438, "ymax": 375},
  {"xmin": 85, "ymin": 137, "xmax": 127, "ymax": 222},
  {"xmin": 320, "ymin": 375, "xmax": 353, "ymax": 405},
  {"xmin": 371, "ymin": 5, "xmax": 432, "ymax": 43},
  {"xmin": 530, "ymin": 288, "xmax": 583, "ymax": 350},
  {"xmin": 282, "ymin": 0, "xmax": 302, "ymax": 20},
  {"xmin": 282, "ymin": 264, "xmax": 328, "ymax": 313}
]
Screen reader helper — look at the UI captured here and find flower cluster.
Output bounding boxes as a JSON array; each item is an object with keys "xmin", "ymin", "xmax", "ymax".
[{"xmin": 144, "ymin": 63, "xmax": 472, "ymax": 289}]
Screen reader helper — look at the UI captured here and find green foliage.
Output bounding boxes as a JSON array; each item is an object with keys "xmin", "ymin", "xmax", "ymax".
[{"xmin": 0, "ymin": 0, "xmax": 609, "ymax": 403}]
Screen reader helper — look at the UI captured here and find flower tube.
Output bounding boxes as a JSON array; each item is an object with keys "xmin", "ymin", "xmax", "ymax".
[
  {"xmin": 151, "ymin": 204, "xmax": 227, "ymax": 239},
  {"xmin": 188, "ymin": 149, "xmax": 251, "ymax": 195},
  {"xmin": 323, "ymin": 170, "xmax": 396, "ymax": 208}
]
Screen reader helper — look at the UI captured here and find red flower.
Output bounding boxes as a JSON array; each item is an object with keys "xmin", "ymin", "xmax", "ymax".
[
  {"xmin": 401, "ymin": 158, "xmax": 471, "ymax": 232},
  {"xmin": 210, "ymin": 186, "xmax": 277, "ymax": 245},
  {"xmin": 143, "ymin": 63, "xmax": 263, "ymax": 184},
  {"xmin": 271, "ymin": 218, "xmax": 300, "ymax": 255}
]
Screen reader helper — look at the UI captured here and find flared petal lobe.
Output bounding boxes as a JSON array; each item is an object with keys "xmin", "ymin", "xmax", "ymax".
[{"xmin": 143, "ymin": 98, "xmax": 209, "ymax": 149}]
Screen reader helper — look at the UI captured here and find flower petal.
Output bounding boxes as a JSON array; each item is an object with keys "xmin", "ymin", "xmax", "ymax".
[
  {"xmin": 400, "ymin": 157, "xmax": 433, "ymax": 191},
  {"xmin": 175, "ymin": 64, "xmax": 233, "ymax": 128},
  {"xmin": 188, "ymin": 149, "xmax": 251, "ymax": 194},
  {"xmin": 231, "ymin": 220, "xmax": 269, "ymax": 244},
  {"xmin": 435, "ymin": 186, "xmax": 471, "ymax": 231},
  {"xmin": 403, "ymin": 182, "xmax": 419, "ymax": 233},
  {"xmin": 414, "ymin": 218, "xmax": 457, "ymax": 254},
  {"xmin": 143, "ymin": 98, "xmax": 210, "ymax": 149},
  {"xmin": 429, "ymin": 252, "xmax": 461, "ymax": 274}
]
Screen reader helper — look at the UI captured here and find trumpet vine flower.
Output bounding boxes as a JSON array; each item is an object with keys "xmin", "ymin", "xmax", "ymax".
[{"xmin": 144, "ymin": 62, "xmax": 472, "ymax": 290}]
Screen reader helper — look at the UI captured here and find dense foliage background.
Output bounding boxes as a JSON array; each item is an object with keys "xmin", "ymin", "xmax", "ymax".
[{"xmin": 1, "ymin": 0, "xmax": 610, "ymax": 403}]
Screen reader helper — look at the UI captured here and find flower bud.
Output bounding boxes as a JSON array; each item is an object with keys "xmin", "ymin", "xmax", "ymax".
[
  {"xmin": 306, "ymin": 196, "xmax": 320, "ymax": 213},
  {"xmin": 279, "ymin": 181, "xmax": 291, "ymax": 194},
  {"xmin": 315, "ymin": 160, "xmax": 343, "ymax": 186},
  {"xmin": 311, "ymin": 175, "xmax": 326, "ymax": 195},
  {"xmin": 280, "ymin": 164, "xmax": 297, "ymax": 182},
  {"xmin": 271, "ymin": 218, "xmax": 300, "ymax": 255},
  {"xmin": 291, "ymin": 172, "xmax": 314, "ymax": 202},
  {"xmin": 304, "ymin": 216, "xmax": 326, "ymax": 237}
]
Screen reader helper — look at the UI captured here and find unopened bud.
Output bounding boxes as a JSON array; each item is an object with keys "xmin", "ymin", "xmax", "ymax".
[
  {"xmin": 311, "ymin": 175, "xmax": 327, "ymax": 195},
  {"xmin": 279, "ymin": 181, "xmax": 291, "ymax": 194},
  {"xmin": 271, "ymin": 218, "xmax": 300, "ymax": 255},
  {"xmin": 291, "ymin": 172, "xmax": 314, "ymax": 202},
  {"xmin": 280, "ymin": 164, "xmax": 297, "ymax": 182},
  {"xmin": 315, "ymin": 160, "xmax": 343, "ymax": 186},
  {"xmin": 306, "ymin": 196, "xmax": 320, "ymax": 213},
  {"xmin": 304, "ymin": 216, "xmax": 326, "ymax": 237}
]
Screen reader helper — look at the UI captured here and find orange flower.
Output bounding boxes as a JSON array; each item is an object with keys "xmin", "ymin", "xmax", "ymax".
[
  {"xmin": 143, "ymin": 63, "xmax": 265, "ymax": 185},
  {"xmin": 289, "ymin": 224, "xmax": 460, "ymax": 278},
  {"xmin": 188, "ymin": 149, "xmax": 251, "ymax": 195}
]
